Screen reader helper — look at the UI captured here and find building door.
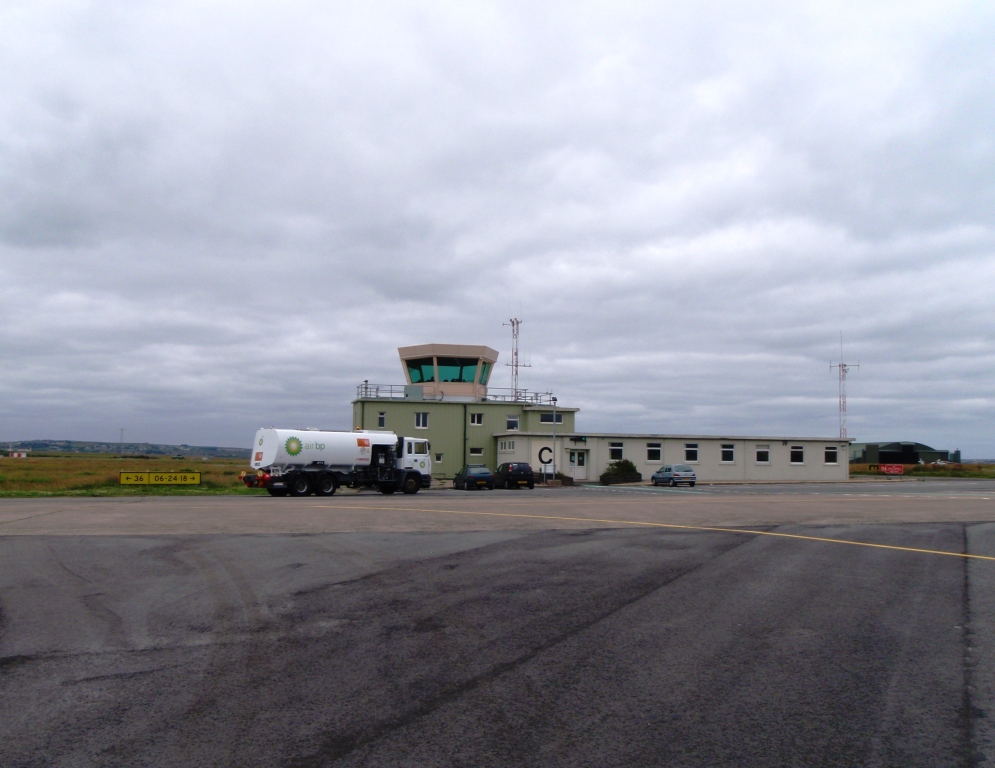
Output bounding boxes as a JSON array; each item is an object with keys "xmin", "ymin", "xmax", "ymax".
[{"xmin": 569, "ymin": 450, "xmax": 588, "ymax": 481}]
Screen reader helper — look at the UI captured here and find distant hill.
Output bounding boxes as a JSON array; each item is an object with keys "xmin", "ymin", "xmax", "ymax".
[{"xmin": 4, "ymin": 439, "xmax": 250, "ymax": 458}]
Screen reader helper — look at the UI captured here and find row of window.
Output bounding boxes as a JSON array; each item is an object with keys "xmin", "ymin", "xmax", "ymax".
[
  {"xmin": 610, "ymin": 442, "xmax": 839, "ymax": 465},
  {"xmin": 380, "ymin": 412, "xmax": 562, "ymax": 431}
]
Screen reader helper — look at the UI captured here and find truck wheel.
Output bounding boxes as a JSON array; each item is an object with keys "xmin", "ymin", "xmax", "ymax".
[
  {"xmin": 379, "ymin": 484, "xmax": 397, "ymax": 495},
  {"xmin": 314, "ymin": 473, "xmax": 337, "ymax": 496},
  {"xmin": 401, "ymin": 474, "xmax": 420, "ymax": 494},
  {"xmin": 288, "ymin": 474, "xmax": 313, "ymax": 497},
  {"xmin": 267, "ymin": 486, "xmax": 288, "ymax": 497}
]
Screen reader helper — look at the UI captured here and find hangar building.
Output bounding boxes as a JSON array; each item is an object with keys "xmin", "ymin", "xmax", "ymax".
[
  {"xmin": 849, "ymin": 442, "xmax": 961, "ymax": 464},
  {"xmin": 352, "ymin": 344, "xmax": 850, "ymax": 483}
]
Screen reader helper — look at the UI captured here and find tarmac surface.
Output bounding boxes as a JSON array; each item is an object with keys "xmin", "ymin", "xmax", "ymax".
[{"xmin": 2, "ymin": 481, "xmax": 995, "ymax": 766}]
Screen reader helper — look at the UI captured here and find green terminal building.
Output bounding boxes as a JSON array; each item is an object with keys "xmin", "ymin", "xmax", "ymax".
[{"xmin": 353, "ymin": 344, "xmax": 574, "ymax": 480}]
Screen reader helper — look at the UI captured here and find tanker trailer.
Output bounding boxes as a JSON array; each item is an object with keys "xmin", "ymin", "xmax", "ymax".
[{"xmin": 240, "ymin": 428, "xmax": 431, "ymax": 497}]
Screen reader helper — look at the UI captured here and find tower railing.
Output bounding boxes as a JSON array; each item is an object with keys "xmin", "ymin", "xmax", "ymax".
[{"xmin": 355, "ymin": 382, "xmax": 555, "ymax": 405}]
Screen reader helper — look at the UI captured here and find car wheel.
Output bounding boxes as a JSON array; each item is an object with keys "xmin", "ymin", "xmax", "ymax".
[
  {"xmin": 527, "ymin": 481, "xmax": 534, "ymax": 489},
  {"xmin": 487, "ymin": 483, "xmax": 494, "ymax": 490},
  {"xmin": 288, "ymin": 474, "xmax": 312, "ymax": 497},
  {"xmin": 689, "ymin": 481, "xmax": 696, "ymax": 487},
  {"xmin": 669, "ymin": 478, "xmax": 676, "ymax": 487}
]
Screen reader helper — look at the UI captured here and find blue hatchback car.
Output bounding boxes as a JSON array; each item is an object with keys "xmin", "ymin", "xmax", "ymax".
[
  {"xmin": 651, "ymin": 464, "xmax": 696, "ymax": 487},
  {"xmin": 454, "ymin": 465, "xmax": 495, "ymax": 490}
]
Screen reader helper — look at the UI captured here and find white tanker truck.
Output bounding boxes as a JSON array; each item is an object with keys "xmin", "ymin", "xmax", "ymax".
[{"xmin": 240, "ymin": 428, "xmax": 432, "ymax": 497}]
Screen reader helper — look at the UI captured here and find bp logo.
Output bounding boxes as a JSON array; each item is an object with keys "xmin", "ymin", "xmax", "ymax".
[{"xmin": 285, "ymin": 436, "xmax": 303, "ymax": 456}]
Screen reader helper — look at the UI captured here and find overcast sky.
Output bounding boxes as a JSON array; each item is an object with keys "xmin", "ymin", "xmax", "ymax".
[{"xmin": 1, "ymin": 1, "xmax": 993, "ymax": 456}]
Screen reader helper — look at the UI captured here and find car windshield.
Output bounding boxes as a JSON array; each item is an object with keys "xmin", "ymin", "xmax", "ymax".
[
  {"xmin": 675, "ymin": 465, "xmax": 693, "ymax": 472},
  {"xmin": 468, "ymin": 467, "xmax": 491, "ymax": 475}
]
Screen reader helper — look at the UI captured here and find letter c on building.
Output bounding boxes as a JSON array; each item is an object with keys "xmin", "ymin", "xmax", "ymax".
[{"xmin": 538, "ymin": 446, "xmax": 552, "ymax": 465}]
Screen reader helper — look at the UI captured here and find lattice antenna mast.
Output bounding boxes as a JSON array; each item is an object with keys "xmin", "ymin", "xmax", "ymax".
[
  {"xmin": 503, "ymin": 318, "xmax": 531, "ymax": 400},
  {"xmin": 830, "ymin": 332, "xmax": 859, "ymax": 440}
]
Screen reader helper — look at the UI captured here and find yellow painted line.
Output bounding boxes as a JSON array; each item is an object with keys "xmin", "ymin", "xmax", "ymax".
[{"xmin": 319, "ymin": 504, "xmax": 995, "ymax": 562}]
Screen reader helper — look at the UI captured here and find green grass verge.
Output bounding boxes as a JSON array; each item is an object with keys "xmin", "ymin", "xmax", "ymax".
[{"xmin": 0, "ymin": 485, "xmax": 268, "ymax": 498}]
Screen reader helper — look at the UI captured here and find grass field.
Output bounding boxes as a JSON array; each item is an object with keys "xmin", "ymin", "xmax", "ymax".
[{"xmin": 0, "ymin": 454, "xmax": 263, "ymax": 497}]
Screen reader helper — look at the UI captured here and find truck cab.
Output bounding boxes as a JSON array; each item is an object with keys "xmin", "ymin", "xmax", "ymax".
[{"xmin": 399, "ymin": 437, "xmax": 432, "ymax": 487}]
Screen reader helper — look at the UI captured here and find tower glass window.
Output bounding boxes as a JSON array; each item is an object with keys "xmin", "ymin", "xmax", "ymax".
[
  {"xmin": 479, "ymin": 361, "xmax": 492, "ymax": 385},
  {"xmin": 406, "ymin": 358, "xmax": 435, "ymax": 383},
  {"xmin": 437, "ymin": 357, "xmax": 479, "ymax": 383}
]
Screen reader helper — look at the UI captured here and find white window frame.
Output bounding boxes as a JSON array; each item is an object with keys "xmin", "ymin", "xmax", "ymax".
[
  {"xmin": 506, "ymin": 415, "xmax": 520, "ymax": 431},
  {"xmin": 377, "ymin": 412, "xmax": 386, "ymax": 428},
  {"xmin": 720, "ymin": 443, "xmax": 735, "ymax": 463},
  {"xmin": 469, "ymin": 447, "xmax": 484, "ymax": 457},
  {"xmin": 790, "ymin": 445, "xmax": 805, "ymax": 465},
  {"xmin": 415, "ymin": 412, "xmax": 429, "ymax": 429},
  {"xmin": 646, "ymin": 443, "xmax": 662, "ymax": 462},
  {"xmin": 684, "ymin": 443, "xmax": 699, "ymax": 463},
  {"xmin": 435, "ymin": 453, "xmax": 443, "ymax": 462},
  {"xmin": 755, "ymin": 444, "xmax": 770, "ymax": 464},
  {"xmin": 824, "ymin": 446, "xmax": 838, "ymax": 465},
  {"xmin": 470, "ymin": 412, "xmax": 483, "ymax": 426},
  {"xmin": 609, "ymin": 442, "xmax": 624, "ymax": 461}
]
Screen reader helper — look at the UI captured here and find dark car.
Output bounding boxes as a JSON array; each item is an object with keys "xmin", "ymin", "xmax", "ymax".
[
  {"xmin": 454, "ymin": 465, "xmax": 495, "ymax": 490},
  {"xmin": 494, "ymin": 462, "xmax": 535, "ymax": 489}
]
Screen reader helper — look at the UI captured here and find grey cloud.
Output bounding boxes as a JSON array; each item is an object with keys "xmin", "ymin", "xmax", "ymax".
[{"xmin": 1, "ymin": 1, "xmax": 993, "ymax": 455}]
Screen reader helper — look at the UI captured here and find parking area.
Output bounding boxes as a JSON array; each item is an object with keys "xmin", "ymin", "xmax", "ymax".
[{"xmin": 2, "ymin": 481, "xmax": 995, "ymax": 766}]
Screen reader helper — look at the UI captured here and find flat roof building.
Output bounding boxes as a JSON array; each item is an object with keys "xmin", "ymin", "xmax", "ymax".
[{"xmin": 352, "ymin": 345, "xmax": 849, "ymax": 483}]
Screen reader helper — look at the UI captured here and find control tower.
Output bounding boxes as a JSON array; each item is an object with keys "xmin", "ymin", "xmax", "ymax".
[{"xmin": 397, "ymin": 344, "xmax": 499, "ymax": 401}]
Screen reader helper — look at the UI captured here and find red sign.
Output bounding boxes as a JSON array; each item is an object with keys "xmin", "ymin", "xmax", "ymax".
[{"xmin": 880, "ymin": 464, "xmax": 904, "ymax": 475}]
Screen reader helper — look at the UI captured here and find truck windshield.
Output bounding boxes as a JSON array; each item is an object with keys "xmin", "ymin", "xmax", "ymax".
[{"xmin": 413, "ymin": 441, "xmax": 429, "ymax": 455}]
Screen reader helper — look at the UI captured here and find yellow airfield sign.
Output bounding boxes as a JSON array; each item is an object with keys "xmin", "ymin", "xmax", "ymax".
[{"xmin": 120, "ymin": 471, "xmax": 201, "ymax": 485}]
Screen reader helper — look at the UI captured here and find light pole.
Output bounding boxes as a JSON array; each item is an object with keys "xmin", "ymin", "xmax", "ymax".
[{"xmin": 551, "ymin": 396, "xmax": 557, "ymax": 482}]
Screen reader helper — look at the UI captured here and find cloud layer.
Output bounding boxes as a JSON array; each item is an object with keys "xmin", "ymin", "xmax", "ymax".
[{"xmin": 2, "ymin": 1, "xmax": 994, "ymax": 455}]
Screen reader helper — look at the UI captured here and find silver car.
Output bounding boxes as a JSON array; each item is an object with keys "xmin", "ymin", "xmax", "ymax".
[{"xmin": 651, "ymin": 464, "xmax": 696, "ymax": 487}]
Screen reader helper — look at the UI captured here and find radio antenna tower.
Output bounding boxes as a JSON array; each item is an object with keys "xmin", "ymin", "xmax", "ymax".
[
  {"xmin": 503, "ymin": 317, "xmax": 531, "ymax": 400},
  {"xmin": 830, "ymin": 332, "xmax": 859, "ymax": 439}
]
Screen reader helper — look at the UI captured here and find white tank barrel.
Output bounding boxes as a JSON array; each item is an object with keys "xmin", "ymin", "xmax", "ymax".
[{"xmin": 250, "ymin": 429, "xmax": 398, "ymax": 472}]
